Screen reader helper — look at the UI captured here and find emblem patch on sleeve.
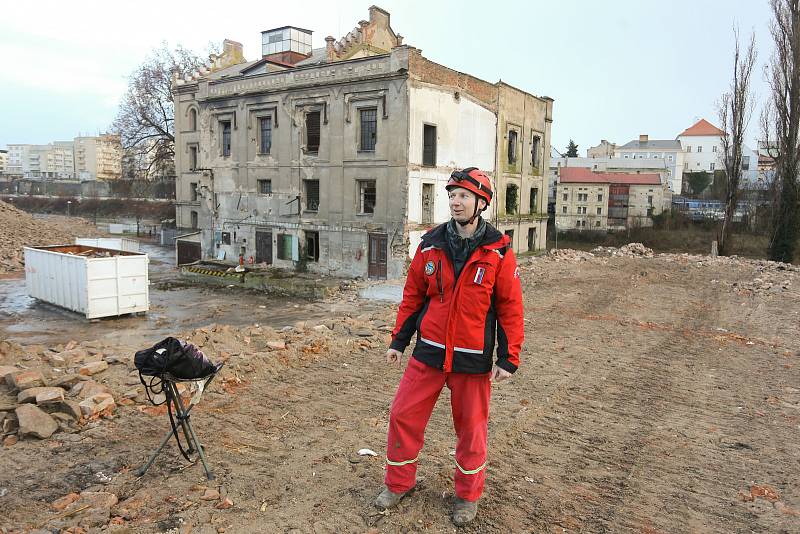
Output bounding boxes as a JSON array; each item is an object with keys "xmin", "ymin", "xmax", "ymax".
[
  {"xmin": 425, "ymin": 261, "xmax": 436, "ymax": 276},
  {"xmin": 473, "ymin": 266, "xmax": 485, "ymax": 284},
  {"xmin": 514, "ymin": 267, "xmax": 520, "ymax": 279}
]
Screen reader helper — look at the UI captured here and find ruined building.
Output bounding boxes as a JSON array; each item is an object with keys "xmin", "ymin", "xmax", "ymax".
[{"xmin": 173, "ymin": 6, "xmax": 553, "ymax": 278}]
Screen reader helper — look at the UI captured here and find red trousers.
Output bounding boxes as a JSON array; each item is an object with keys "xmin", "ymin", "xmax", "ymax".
[{"xmin": 385, "ymin": 357, "xmax": 491, "ymax": 502}]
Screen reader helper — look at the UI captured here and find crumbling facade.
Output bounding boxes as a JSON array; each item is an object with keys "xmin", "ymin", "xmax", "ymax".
[{"xmin": 173, "ymin": 6, "xmax": 553, "ymax": 278}]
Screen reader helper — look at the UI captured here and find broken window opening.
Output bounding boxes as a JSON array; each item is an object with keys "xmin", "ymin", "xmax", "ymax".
[
  {"xmin": 305, "ymin": 179, "xmax": 320, "ymax": 211},
  {"xmin": 358, "ymin": 180, "xmax": 377, "ymax": 214},
  {"xmin": 508, "ymin": 130, "xmax": 518, "ymax": 165},
  {"xmin": 305, "ymin": 231, "xmax": 320, "ymax": 262}
]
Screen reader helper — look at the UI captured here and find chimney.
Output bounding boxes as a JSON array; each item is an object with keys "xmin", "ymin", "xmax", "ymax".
[
  {"xmin": 325, "ymin": 36, "xmax": 336, "ymax": 60},
  {"xmin": 639, "ymin": 134, "xmax": 648, "ymax": 143}
]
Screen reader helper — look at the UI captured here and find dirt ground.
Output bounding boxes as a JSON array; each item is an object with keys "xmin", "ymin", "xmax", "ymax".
[{"xmin": 1, "ymin": 246, "xmax": 799, "ymax": 533}]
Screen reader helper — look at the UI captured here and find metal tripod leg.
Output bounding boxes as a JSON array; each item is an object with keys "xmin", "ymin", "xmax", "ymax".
[
  {"xmin": 168, "ymin": 382, "xmax": 196, "ymax": 454},
  {"xmin": 136, "ymin": 382, "xmax": 213, "ymax": 480},
  {"xmin": 171, "ymin": 382, "xmax": 214, "ymax": 480}
]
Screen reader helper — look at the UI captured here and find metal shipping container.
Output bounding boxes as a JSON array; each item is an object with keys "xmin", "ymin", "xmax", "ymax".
[
  {"xmin": 24, "ymin": 245, "xmax": 149, "ymax": 319},
  {"xmin": 75, "ymin": 237, "xmax": 140, "ymax": 252}
]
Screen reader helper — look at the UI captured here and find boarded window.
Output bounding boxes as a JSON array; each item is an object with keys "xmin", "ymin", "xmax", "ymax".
[
  {"xmin": 277, "ymin": 234, "xmax": 293, "ymax": 260},
  {"xmin": 305, "ymin": 179, "xmax": 319, "ymax": 211},
  {"xmin": 360, "ymin": 108, "xmax": 377, "ymax": 151},
  {"xmin": 306, "ymin": 111, "xmax": 320, "ymax": 153},
  {"xmin": 358, "ymin": 180, "xmax": 376, "ymax": 214},
  {"xmin": 190, "ymin": 210, "xmax": 198, "ymax": 229},
  {"xmin": 508, "ymin": 130, "xmax": 518, "ymax": 164},
  {"xmin": 305, "ymin": 231, "xmax": 319, "ymax": 262},
  {"xmin": 259, "ymin": 117, "xmax": 272, "ymax": 154},
  {"xmin": 423, "ymin": 124, "xmax": 436, "ymax": 166},
  {"xmin": 221, "ymin": 121, "xmax": 231, "ymax": 157},
  {"xmin": 258, "ymin": 179, "xmax": 272, "ymax": 194}
]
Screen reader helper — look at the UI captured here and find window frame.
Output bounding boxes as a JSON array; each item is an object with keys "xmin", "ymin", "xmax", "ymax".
[
  {"xmin": 359, "ymin": 107, "xmax": 378, "ymax": 152},
  {"xmin": 257, "ymin": 179, "xmax": 272, "ymax": 195},
  {"xmin": 220, "ymin": 120, "xmax": 232, "ymax": 157},
  {"xmin": 304, "ymin": 179, "xmax": 320, "ymax": 212},
  {"xmin": 357, "ymin": 179, "xmax": 377, "ymax": 215},
  {"xmin": 305, "ymin": 111, "xmax": 321, "ymax": 154},
  {"xmin": 422, "ymin": 124, "xmax": 437, "ymax": 167},
  {"xmin": 259, "ymin": 116, "xmax": 273, "ymax": 155}
]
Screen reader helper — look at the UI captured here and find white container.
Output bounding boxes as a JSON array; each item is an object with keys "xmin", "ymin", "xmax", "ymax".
[
  {"xmin": 24, "ymin": 245, "xmax": 149, "ymax": 319},
  {"xmin": 75, "ymin": 237, "xmax": 140, "ymax": 252}
]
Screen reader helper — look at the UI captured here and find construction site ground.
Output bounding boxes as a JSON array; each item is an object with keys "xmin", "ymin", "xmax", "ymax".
[{"xmin": 1, "ymin": 240, "xmax": 799, "ymax": 533}]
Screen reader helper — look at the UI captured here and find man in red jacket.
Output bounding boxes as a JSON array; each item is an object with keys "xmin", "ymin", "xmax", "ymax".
[{"xmin": 375, "ymin": 167, "xmax": 524, "ymax": 526}]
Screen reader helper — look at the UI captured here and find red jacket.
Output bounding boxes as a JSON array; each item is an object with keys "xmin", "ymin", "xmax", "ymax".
[{"xmin": 390, "ymin": 222, "xmax": 524, "ymax": 374}]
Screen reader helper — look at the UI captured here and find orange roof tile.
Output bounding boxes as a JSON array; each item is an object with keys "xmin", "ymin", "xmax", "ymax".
[
  {"xmin": 678, "ymin": 119, "xmax": 725, "ymax": 137},
  {"xmin": 559, "ymin": 167, "xmax": 662, "ymax": 185}
]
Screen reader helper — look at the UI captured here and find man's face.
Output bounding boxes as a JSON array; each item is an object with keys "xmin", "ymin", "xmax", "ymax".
[{"xmin": 448, "ymin": 187, "xmax": 486, "ymax": 223}]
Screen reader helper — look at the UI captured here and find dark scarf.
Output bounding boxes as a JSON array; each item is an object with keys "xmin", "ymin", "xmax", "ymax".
[{"xmin": 446, "ymin": 217, "xmax": 487, "ymax": 280}]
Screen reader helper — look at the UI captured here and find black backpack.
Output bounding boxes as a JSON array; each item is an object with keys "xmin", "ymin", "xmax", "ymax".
[{"xmin": 134, "ymin": 337, "xmax": 216, "ymax": 380}]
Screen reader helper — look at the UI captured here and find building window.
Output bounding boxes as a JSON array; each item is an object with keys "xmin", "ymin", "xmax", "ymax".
[
  {"xmin": 189, "ymin": 108, "xmax": 197, "ymax": 131},
  {"xmin": 306, "ymin": 111, "xmax": 321, "ymax": 154},
  {"xmin": 507, "ymin": 130, "xmax": 518, "ymax": 165},
  {"xmin": 190, "ymin": 210, "xmax": 198, "ymax": 229},
  {"xmin": 189, "ymin": 146, "xmax": 198, "ymax": 170},
  {"xmin": 505, "ymin": 183, "xmax": 518, "ymax": 214},
  {"xmin": 712, "ymin": 145, "xmax": 717, "ymax": 153},
  {"xmin": 259, "ymin": 117, "xmax": 272, "ymax": 154},
  {"xmin": 421, "ymin": 183, "xmax": 434, "ymax": 224},
  {"xmin": 304, "ymin": 179, "xmax": 320, "ymax": 211},
  {"xmin": 221, "ymin": 121, "xmax": 231, "ymax": 157},
  {"xmin": 562, "ymin": 206, "xmax": 567, "ymax": 214},
  {"xmin": 648, "ymin": 195, "xmax": 653, "ymax": 206},
  {"xmin": 258, "ymin": 179, "xmax": 272, "ymax": 194},
  {"xmin": 530, "ymin": 187, "xmax": 538, "ymax": 213},
  {"xmin": 423, "ymin": 124, "xmax": 436, "ymax": 166},
  {"xmin": 597, "ymin": 207, "xmax": 602, "ymax": 215},
  {"xmin": 710, "ymin": 162, "xmax": 715, "ymax": 171},
  {"xmin": 305, "ymin": 231, "xmax": 319, "ymax": 262},
  {"xmin": 697, "ymin": 145, "xmax": 703, "ymax": 153},
  {"xmin": 358, "ymin": 180, "xmax": 376, "ymax": 214},
  {"xmin": 505, "ymin": 229, "xmax": 514, "ymax": 240},
  {"xmin": 190, "ymin": 182, "xmax": 198, "ymax": 201},
  {"xmin": 563, "ymin": 193, "xmax": 568, "ymax": 201},
  {"xmin": 531, "ymin": 135, "xmax": 541, "ymax": 168},
  {"xmin": 686, "ymin": 146, "xmax": 691, "ymax": 153},
  {"xmin": 277, "ymin": 234, "xmax": 293, "ymax": 260},
  {"xmin": 743, "ymin": 155, "xmax": 750, "ymax": 170},
  {"xmin": 596, "ymin": 220, "xmax": 601, "ymax": 227},
  {"xmin": 598, "ymin": 193, "xmax": 603, "ymax": 202},
  {"xmin": 359, "ymin": 108, "xmax": 377, "ymax": 151}
]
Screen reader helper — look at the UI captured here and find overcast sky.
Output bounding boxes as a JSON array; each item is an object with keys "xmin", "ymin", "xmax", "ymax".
[{"xmin": 0, "ymin": 0, "xmax": 773, "ymax": 155}]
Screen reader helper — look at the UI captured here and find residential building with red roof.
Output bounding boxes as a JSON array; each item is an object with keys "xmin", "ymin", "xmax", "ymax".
[{"xmin": 555, "ymin": 167, "xmax": 670, "ymax": 231}]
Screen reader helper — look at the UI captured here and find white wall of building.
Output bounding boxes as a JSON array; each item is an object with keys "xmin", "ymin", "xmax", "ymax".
[{"xmin": 407, "ymin": 84, "xmax": 496, "ymax": 257}]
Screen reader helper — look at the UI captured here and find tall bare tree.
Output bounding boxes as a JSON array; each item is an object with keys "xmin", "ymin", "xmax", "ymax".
[
  {"xmin": 717, "ymin": 29, "xmax": 757, "ymax": 256},
  {"xmin": 764, "ymin": 0, "xmax": 800, "ymax": 262},
  {"xmin": 112, "ymin": 43, "xmax": 204, "ymax": 180}
]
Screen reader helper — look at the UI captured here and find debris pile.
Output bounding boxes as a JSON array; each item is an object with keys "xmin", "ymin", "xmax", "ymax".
[
  {"xmin": 591, "ymin": 243, "xmax": 655, "ymax": 257},
  {"xmin": 547, "ymin": 249, "xmax": 595, "ymax": 262},
  {"xmin": 0, "ymin": 199, "xmax": 100, "ymax": 274}
]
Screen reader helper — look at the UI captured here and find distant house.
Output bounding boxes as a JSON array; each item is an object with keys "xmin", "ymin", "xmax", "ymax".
[
  {"xmin": 677, "ymin": 118, "xmax": 758, "ymax": 189},
  {"xmin": 614, "ymin": 135, "xmax": 685, "ymax": 194},
  {"xmin": 555, "ymin": 167, "xmax": 669, "ymax": 231}
]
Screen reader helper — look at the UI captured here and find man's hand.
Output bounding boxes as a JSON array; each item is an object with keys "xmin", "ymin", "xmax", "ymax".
[
  {"xmin": 489, "ymin": 365, "xmax": 512, "ymax": 382},
  {"xmin": 386, "ymin": 348, "xmax": 404, "ymax": 365}
]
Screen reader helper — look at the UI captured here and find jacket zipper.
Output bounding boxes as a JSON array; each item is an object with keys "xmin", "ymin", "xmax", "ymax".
[{"xmin": 436, "ymin": 260, "xmax": 443, "ymax": 302}]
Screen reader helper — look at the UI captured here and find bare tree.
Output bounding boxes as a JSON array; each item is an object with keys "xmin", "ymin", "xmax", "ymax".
[
  {"xmin": 764, "ymin": 0, "xmax": 800, "ymax": 262},
  {"xmin": 112, "ymin": 43, "xmax": 204, "ymax": 180},
  {"xmin": 717, "ymin": 29, "xmax": 757, "ymax": 256}
]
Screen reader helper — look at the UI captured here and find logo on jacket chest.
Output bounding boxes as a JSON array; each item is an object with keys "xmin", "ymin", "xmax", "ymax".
[
  {"xmin": 425, "ymin": 260, "xmax": 436, "ymax": 276},
  {"xmin": 474, "ymin": 266, "xmax": 485, "ymax": 285}
]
